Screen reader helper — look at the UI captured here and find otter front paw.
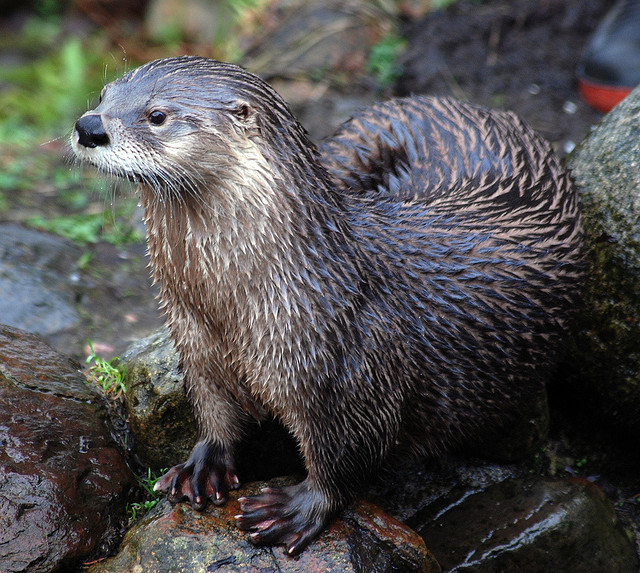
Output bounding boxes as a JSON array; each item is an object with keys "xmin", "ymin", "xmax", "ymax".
[
  {"xmin": 154, "ymin": 440, "xmax": 239, "ymax": 510},
  {"xmin": 235, "ymin": 480, "xmax": 335, "ymax": 556}
]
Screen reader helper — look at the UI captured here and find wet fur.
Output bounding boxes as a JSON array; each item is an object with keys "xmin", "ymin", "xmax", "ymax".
[{"xmin": 72, "ymin": 56, "xmax": 584, "ymax": 554}]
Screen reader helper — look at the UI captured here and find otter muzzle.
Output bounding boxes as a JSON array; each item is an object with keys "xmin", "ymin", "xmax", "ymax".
[{"xmin": 75, "ymin": 114, "xmax": 110, "ymax": 149}]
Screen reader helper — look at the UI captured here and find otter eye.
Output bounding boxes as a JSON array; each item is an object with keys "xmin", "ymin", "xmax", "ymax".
[{"xmin": 149, "ymin": 110, "xmax": 167, "ymax": 125}]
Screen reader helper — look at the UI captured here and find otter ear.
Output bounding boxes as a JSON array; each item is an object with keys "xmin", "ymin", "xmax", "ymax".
[{"xmin": 233, "ymin": 102, "xmax": 253, "ymax": 121}]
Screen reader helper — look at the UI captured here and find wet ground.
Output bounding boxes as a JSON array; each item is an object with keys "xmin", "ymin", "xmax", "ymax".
[{"xmin": 396, "ymin": 0, "xmax": 607, "ymax": 157}]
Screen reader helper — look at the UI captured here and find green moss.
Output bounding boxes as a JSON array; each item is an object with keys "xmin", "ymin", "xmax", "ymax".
[{"xmin": 564, "ymin": 90, "xmax": 640, "ymax": 438}]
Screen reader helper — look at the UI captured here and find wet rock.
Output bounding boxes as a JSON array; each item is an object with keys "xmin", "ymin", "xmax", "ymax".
[
  {"xmin": 408, "ymin": 477, "xmax": 638, "ymax": 573},
  {"xmin": 0, "ymin": 324, "xmax": 135, "ymax": 573},
  {"xmin": 120, "ymin": 327, "xmax": 196, "ymax": 472},
  {"xmin": 368, "ymin": 457, "xmax": 525, "ymax": 526},
  {"xmin": 86, "ymin": 479, "xmax": 440, "ymax": 573},
  {"xmin": 0, "ymin": 223, "xmax": 80, "ymax": 337},
  {"xmin": 565, "ymin": 85, "xmax": 640, "ymax": 440}
]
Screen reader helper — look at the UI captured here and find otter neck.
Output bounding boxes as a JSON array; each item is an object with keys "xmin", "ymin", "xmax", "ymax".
[{"xmin": 138, "ymin": 147, "xmax": 359, "ymax": 338}]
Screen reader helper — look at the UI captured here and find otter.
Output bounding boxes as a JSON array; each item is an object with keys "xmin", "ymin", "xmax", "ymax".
[{"xmin": 71, "ymin": 56, "xmax": 584, "ymax": 555}]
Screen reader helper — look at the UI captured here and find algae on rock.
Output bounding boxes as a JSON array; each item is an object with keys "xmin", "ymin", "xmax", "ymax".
[
  {"xmin": 566, "ymin": 86, "xmax": 640, "ymax": 440},
  {"xmin": 121, "ymin": 327, "xmax": 197, "ymax": 471}
]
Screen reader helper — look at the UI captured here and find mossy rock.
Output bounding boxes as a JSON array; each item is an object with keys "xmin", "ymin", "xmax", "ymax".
[
  {"xmin": 565, "ymin": 86, "xmax": 640, "ymax": 440},
  {"xmin": 121, "ymin": 328, "xmax": 197, "ymax": 471}
]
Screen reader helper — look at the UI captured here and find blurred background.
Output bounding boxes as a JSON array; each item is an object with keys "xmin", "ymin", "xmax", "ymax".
[{"xmin": 0, "ymin": 0, "xmax": 607, "ymax": 360}]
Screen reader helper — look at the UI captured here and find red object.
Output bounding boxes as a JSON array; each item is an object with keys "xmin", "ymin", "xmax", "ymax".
[{"xmin": 577, "ymin": 76, "xmax": 633, "ymax": 113}]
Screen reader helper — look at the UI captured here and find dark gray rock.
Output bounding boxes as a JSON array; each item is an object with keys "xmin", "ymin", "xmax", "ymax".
[
  {"xmin": 566, "ymin": 84, "xmax": 640, "ymax": 440},
  {"xmin": 409, "ymin": 477, "xmax": 638, "ymax": 573},
  {"xmin": 0, "ymin": 223, "xmax": 80, "ymax": 336},
  {"xmin": 0, "ymin": 324, "xmax": 135, "ymax": 573}
]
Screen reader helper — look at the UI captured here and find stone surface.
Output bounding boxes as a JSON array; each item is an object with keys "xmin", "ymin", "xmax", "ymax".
[
  {"xmin": 0, "ymin": 223, "xmax": 80, "ymax": 336},
  {"xmin": 120, "ymin": 327, "xmax": 196, "ymax": 472},
  {"xmin": 86, "ymin": 479, "xmax": 440, "ymax": 573},
  {"xmin": 0, "ymin": 222, "xmax": 164, "ymax": 362},
  {"xmin": 0, "ymin": 324, "xmax": 135, "ymax": 573},
  {"xmin": 565, "ymin": 84, "xmax": 640, "ymax": 440},
  {"xmin": 245, "ymin": 0, "xmax": 392, "ymax": 80},
  {"xmin": 409, "ymin": 477, "xmax": 638, "ymax": 573},
  {"xmin": 145, "ymin": 0, "xmax": 221, "ymax": 45}
]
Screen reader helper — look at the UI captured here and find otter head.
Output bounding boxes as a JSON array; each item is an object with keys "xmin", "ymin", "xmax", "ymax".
[{"xmin": 71, "ymin": 56, "xmax": 313, "ymax": 201}]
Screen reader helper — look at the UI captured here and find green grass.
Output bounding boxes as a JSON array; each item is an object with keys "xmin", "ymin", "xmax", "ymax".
[
  {"xmin": 127, "ymin": 467, "xmax": 166, "ymax": 522},
  {"xmin": 26, "ymin": 199, "xmax": 143, "ymax": 246},
  {"xmin": 0, "ymin": 36, "xmax": 107, "ymax": 137},
  {"xmin": 85, "ymin": 339, "xmax": 126, "ymax": 397},
  {"xmin": 0, "ymin": 15, "xmax": 143, "ymax": 244}
]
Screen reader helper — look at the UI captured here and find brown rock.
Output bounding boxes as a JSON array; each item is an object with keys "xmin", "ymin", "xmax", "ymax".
[
  {"xmin": 86, "ymin": 479, "xmax": 440, "ymax": 573},
  {"xmin": 0, "ymin": 325, "xmax": 134, "ymax": 573}
]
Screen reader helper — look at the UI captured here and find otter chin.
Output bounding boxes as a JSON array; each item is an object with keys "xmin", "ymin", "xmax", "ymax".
[{"xmin": 71, "ymin": 56, "xmax": 584, "ymax": 556}]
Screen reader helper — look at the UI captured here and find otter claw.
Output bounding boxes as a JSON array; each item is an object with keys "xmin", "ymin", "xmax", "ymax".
[
  {"xmin": 236, "ymin": 481, "xmax": 332, "ymax": 555},
  {"xmin": 154, "ymin": 441, "xmax": 238, "ymax": 510}
]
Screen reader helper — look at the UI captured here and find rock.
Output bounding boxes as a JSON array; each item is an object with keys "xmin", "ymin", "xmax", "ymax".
[
  {"xmin": 245, "ymin": 0, "xmax": 393, "ymax": 80},
  {"xmin": 0, "ymin": 324, "xmax": 135, "ymax": 573},
  {"xmin": 145, "ymin": 0, "xmax": 221, "ymax": 45},
  {"xmin": 368, "ymin": 457, "xmax": 525, "ymax": 526},
  {"xmin": 120, "ymin": 327, "xmax": 196, "ymax": 472},
  {"xmin": 408, "ymin": 477, "xmax": 638, "ymax": 573},
  {"xmin": 565, "ymin": 84, "xmax": 640, "ymax": 440},
  {"xmin": 85, "ymin": 479, "xmax": 440, "ymax": 573},
  {"xmin": 0, "ymin": 222, "xmax": 164, "ymax": 363},
  {"xmin": 0, "ymin": 223, "xmax": 80, "ymax": 337}
]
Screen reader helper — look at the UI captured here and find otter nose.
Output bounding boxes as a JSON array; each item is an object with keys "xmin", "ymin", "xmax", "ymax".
[{"xmin": 75, "ymin": 114, "xmax": 110, "ymax": 148}]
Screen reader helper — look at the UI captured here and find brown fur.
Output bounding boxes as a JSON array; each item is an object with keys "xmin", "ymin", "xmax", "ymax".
[{"xmin": 71, "ymin": 56, "xmax": 584, "ymax": 554}]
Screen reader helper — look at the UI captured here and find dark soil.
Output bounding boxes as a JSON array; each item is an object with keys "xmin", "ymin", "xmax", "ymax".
[{"xmin": 396, "ymin": 0, "xmax": 607, "ymax": 156}]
